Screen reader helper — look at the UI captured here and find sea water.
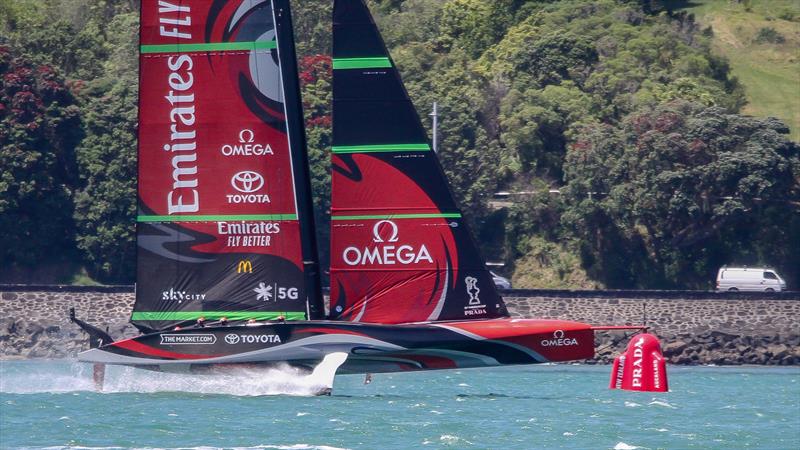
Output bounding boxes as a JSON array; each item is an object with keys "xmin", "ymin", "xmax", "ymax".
[{"xmin": 1, "ymin": 361, "xmax": 798, "ymax": 449}]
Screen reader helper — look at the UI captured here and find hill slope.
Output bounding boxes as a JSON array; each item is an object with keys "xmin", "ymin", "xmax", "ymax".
[{"xmin": 672, "ymin": 0, "xmax": 800, "ymax": 141}]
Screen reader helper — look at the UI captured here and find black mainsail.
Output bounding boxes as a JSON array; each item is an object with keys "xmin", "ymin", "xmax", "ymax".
[{"xmin": 329, "ymin": 0, "xmax": 508, "ymax": 323}]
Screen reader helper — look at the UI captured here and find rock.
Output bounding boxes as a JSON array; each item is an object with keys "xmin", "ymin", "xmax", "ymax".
[
  {"xmin": 768, "ymin": 344, "xmax": 790, "ymax": 361},
  {"xmin": 0, "ymin": 318, "xmax": 15, "ymax": 335},
  {"xmin": 663, "ymin": 340, "xmax": 688, "ymax": 356},
  {"xmin": 709, "ymin": 330, "xmax": 737, "ymax": 342},
  {"xmin": 24, "ymin": 322, "xmax": 44, "ymax": 337}
]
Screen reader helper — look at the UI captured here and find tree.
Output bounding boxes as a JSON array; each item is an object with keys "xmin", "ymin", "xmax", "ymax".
[
  {"xmin": 293, "ymin": 0, "xmax": 332, "ymax": 57},
  {"xmin": 499, "ymin": 82, "xmax": 596, "ymax": 178},
  {"xmin": 0, "ymin": 45, "xmax": 81, "ymax": 277},
  {"xmin": 438, "ymin": 0, "xmax": 517, "ymax": 58},
  {"xmin": 563, "ymin": 101, "xmax": 800, "ymax": 288},
  {"xmin": 299, "ymin": 54, "xmax": 333, "ymax": 278},
  {"xmin": 71, "ymin": 12, "xmax": 138, "ymax": 283}
]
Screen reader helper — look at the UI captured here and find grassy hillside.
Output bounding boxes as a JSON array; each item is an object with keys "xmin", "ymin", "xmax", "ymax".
[{"xmin": 671, "ymin": 0, "xmax": 800, "ymax": 141}]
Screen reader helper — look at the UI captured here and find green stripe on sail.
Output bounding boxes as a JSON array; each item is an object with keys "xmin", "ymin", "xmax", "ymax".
[
  {"xmin": 140, "ymin": 41, "xmax": 277, "ymax": 54},
  {"xmin": 332, "ymin": 213, "xmax": 462, "ymax": 220},
  {"xmin": 137, "ymin": 214, "xmax": 298, "ymax": 223},
  {"xmin": 331, "ymin": 143, "xmax": 430, "ymax": 154},
  {"xmin": 332, "ymin": 57, "xmax": 392, "ymax": 69},
  {"xmin": 131, "ymin": 311, "xmax": 306, "ymax": 321}
]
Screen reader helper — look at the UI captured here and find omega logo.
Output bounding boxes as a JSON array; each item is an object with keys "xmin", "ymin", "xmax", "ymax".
[
  {"xmin": 540, "ymin": 329, "xmax": 578, "ymax": 347},
  {"xmin": 372, "ymin": 220, "xmax": 399, "ymax": 243},
  {"xmin": 239, "ymin": 129, "xmax": 255, "ymax": 143},
  {"xmin": 343, "ymin": 219, "xmax": 433, "ymax": 266}
]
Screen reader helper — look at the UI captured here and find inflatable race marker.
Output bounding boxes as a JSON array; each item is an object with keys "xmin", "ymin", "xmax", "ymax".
[{"xmin": 609, "ymin": 333, "xmax": 669, "ymax": 392}]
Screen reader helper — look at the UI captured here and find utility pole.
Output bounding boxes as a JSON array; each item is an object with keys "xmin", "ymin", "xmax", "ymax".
[{"xmin": 429, "ymin": 101, "xmax": 438, "ymax": 152}]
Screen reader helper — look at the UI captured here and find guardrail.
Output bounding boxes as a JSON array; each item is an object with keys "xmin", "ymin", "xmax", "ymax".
[
  {"xmin": 497, "ymin": 288, "xmax": 800, "ymax": 300},
  {"xmin": 1, "ymin": 284, "xmax": 798, "ymax": 299}
]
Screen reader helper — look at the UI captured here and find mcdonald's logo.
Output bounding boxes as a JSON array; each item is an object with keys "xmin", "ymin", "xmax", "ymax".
[{"xmin": 236, "ymin": 260, "xmax": 253, "ymax": 274}]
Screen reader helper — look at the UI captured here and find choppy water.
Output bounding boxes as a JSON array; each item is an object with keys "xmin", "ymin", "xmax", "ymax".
[{"xmin": 1, "ymin": 361, "xmax": 798, "ymax": 449}]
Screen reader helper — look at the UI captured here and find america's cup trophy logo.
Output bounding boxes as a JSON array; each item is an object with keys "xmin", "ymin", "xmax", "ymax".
[{"xmin": 466, "ymin": 276, "xmax": 481, "ymax": 305}]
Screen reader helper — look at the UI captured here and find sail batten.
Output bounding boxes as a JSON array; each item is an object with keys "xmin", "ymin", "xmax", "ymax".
[
  {"xmin": 330, "ymin": 0, "xmax": 508, "ymax": 324},
  {"xmin": 133, "ymin": 0, "xmax": 321, "ymax": 331},
  {"xmin": 331, "ymin": 144, "xmax": 430, "ymax": 153},
  {"xmin": 332, "ymin": 57, "xmax": 392, "ymax": 69},
  {"xmin": 140, "ymin": 41, "xmax": 278, "ymax": 53},
  {"xmin": 137, "ymin": 214, "xmax": 298, "ymax": 222},
  {"xmin": 130, "ymin": 311, "xmax": 306, "ymax": 321},
  {"xmin": 332, "ymin": 213, "xmax": 461, "ymax": 220}
]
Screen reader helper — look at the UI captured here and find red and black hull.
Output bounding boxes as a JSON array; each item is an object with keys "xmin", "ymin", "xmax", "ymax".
[{"xmin": 78, "ymin": 318, "xmax": 596, "ymax": 374}]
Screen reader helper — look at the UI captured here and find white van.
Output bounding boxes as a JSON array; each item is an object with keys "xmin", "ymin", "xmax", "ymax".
[{"xmin": 716, "ymin": 267, "xmax": 787, "ymax": 292}]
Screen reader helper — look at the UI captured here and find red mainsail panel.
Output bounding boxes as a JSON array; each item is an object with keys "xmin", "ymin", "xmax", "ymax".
[{"xmin": 134, "ymin": 0, "xmax": 318, "ymax": 330}]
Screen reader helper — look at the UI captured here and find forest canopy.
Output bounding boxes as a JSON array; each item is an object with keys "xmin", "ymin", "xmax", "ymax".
[{"xmin": 1, "ymin": 0, "xmax": 798, "ymax": 289}]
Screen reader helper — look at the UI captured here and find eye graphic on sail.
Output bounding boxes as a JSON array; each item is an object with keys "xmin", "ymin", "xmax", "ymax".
[
  {"xmin": 329, "ymin": 0, "xmax": 508, "ymax": 324},
  {"xmin": 205, "ymin": 0, "xmax": 286, "ymax": 129}
]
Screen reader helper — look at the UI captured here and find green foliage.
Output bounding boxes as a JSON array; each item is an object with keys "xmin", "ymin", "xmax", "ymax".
[
  {"xmin": 72, "ymin": 11, "xmax": 138, "ymax": 283},
  {"xmin": 0, "ymin": 0, "xmax": 796, "ymax": 290},
  {"xmin": 373, "ymin": 0, "xmax": 444, "ymax": 49},
  {"xmin": 299, "ymin": 54, "xmax": 333, "ymax": 276},
  {"xmin": 293, "ymin": 0, "xmax": 332, "ymax": 56},
  {"xmin": 438, "ymin": 0, "xmax": 517, "ymax": 58},
  {"xmin": 499, "ymin": 82, "xmax": 595, "ymax": 176},
  {"xmin": 777, "ymin": 9, "xmax": 797, "ymax": 22},
  {"xmin": 0, "ymin": 1, "xmax": 133, "ymax": 80},
  {"xmin": 668, "ymin": 0, "xmax": 800, "ymax": 140},
  {"xmin": 1, "ymin": 0, "xmax": 138, "ymax": 283},
  {"xmin": 753, "ymin": 27, "xmax": 785, "ymax": 44},
  {"xmin": 512, "ymin": 236, "xmax": 599, "ymax": 289},
  {"xmin": 562, "ymin": 101, "xmax": 800, "ymax": 288},
  {"xmin": 0, "ymin": 46, "xmax": 81, "ymax": 270},
  {"xmin": 421, "ymin": 50, "xmax": 511, "ymax": 219}
]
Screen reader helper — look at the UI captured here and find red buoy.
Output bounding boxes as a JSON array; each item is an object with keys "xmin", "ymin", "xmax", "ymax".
[{"xmin": 609, "ymin": 333, "xmax": 668, "ymax": 392}]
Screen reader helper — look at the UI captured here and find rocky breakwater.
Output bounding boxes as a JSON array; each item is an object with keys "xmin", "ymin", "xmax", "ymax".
[
  {"xmin": 0, "ymin": 286, "xmax": 137, "ymax": 358},
  {"xmin": 505, "ymin": 290, "xmax": 800, "ymax": 365},
  {"xmin": 1, "ymin": 287, "xmax": 798, "ymax": 365}
]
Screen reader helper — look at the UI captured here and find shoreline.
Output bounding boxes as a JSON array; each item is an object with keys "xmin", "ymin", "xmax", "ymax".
[{"xmin": 1, "ymin": 288, "xmax": 798, "ymax": 365}]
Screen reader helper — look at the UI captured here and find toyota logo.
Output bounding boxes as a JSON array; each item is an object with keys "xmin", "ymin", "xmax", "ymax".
[
  {"xmin": 224, "ymin": 333, "xmax": 240, "ymax": 344},
  {"xmin": 231, "ymin": 171, "xmax": 264, "ymax": 193}
]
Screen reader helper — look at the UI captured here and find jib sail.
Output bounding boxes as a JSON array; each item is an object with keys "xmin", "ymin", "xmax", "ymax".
[
  {"xmin": 134, "ymin": 0, "xmax": 322, "ymax": 331},
  {"xmin": 329, "ymin": 0, "xmax": 508, "ymax": 324}
]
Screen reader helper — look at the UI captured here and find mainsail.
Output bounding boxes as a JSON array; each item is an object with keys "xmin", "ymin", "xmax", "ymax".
[
  {"xmin": 329, "ymin": 0, "xmax": 508, "ymax": 323},
  {"xmin": 134, "ymin": 0, "xmax": 322, "ymax": 331}
]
